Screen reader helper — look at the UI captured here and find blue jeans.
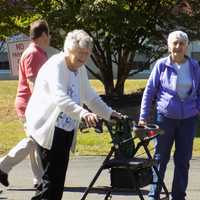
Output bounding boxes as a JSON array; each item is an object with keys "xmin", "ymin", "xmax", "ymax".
[{"xmin": 148, "ymin": 113, "xmax": 198, "ymax": 200}]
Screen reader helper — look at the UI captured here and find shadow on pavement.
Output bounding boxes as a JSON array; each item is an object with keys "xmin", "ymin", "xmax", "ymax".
[
  {"xmin": 63, "ymin": 186, "xmax": 149, "ymax": 196},
  {"xmin": 8, "ymin": 188, "xmax": 35, "ymax": 192}
]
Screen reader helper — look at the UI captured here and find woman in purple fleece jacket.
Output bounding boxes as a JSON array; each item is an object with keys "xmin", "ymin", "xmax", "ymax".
[{"xmin": 139, "ymin": 31, "xmax": 200, "ymax": 200}]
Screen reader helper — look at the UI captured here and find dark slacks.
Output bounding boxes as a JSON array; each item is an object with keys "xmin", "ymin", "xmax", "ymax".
[
  {"xmin": 31, "ymin": 127, "xmax": 74, "ymax": 200},
  {"xmin": 148, "ymin": 113, "xmax": 198, "ymax": 200}
]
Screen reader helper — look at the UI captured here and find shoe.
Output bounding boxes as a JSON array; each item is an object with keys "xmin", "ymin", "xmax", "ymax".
[
  {"xmin": 33, "ymin": 183, "xmax": 42, "ymax": 191},
  {"xmin": 33, "ymin": 178, "xmax": 41, "ymax": 189},
  {"xmin": 148, "ymin": 197, "xmax": 156, "ymax": 200},
  {"xmin": 148, "ymin": 198, "xmax": 161, "ymax": 200},
  {"xmin": 33, "ymin": 183, "xmax": 39, "ymax": 189},
  {"xmin": 0, "ymin": 168, "xmax": 9, "ymax": 187}
]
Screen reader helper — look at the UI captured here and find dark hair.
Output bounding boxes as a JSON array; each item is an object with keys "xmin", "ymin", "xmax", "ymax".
[{"xmin": 29, "ymin": 19, "xmax": 49, "ymax": 40}]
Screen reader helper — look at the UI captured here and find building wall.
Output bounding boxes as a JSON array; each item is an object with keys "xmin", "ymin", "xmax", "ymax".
[{"xmin": 1, "ymin": 41, "xmax": 200, "ymax": 80}]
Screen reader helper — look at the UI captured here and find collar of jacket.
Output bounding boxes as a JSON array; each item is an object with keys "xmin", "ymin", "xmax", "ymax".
[
  {"xmin": 163, "ymin": 55, "xmax": 199, "ymax": 97},
  {"xmin": 165, "ymin": 55, "xmax": 192, "ymax": 67}
]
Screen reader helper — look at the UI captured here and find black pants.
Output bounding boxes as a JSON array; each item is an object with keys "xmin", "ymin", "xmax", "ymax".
[{"xmin": 31, "ymin": 127, "xmax": 74, "ymax": 200}]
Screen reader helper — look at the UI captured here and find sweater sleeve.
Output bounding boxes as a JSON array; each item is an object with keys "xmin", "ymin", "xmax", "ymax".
[{"xmin": 139, "ymin": 60, "xmax": 162, "ymax": 121}]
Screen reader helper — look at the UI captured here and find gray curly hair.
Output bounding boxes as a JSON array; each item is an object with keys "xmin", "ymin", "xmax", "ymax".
[
  {"xmin": 64, "ymin": 29, "xmax": 93, "ymax": 53},
  {"xmin": 167, "ymin": 30, "xmax": 189, "ymax": 48}
]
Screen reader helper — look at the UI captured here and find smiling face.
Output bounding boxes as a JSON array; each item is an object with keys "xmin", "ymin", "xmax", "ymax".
[
  {"xmin": 66, "ymin": 47, "xmax": 91, "ymax": 71},
  {"xmin": 169, "ymin": 38, "xmax": 187, "ymax": 60},
  {"xmin": 167, "ymin": 31, "xmax": 189, "ymax": 64},
  {"xmin": 168, "ymin": 37, "xmax": 188, "ymax": 63}
]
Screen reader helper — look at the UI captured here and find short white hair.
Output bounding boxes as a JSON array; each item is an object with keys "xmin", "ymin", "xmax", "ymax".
[
  {"xmin": 64, "ymin": 29, "xmax": 93, "ymax": 52},
  {"xmin": 167, "ymin": 30, "xmax": 189, "ymax": 47}
]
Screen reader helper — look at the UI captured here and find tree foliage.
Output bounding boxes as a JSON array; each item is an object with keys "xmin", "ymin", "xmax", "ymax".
[{"xmin": 1, "ymin": 0, "xmax": 200, "ymax": 96}]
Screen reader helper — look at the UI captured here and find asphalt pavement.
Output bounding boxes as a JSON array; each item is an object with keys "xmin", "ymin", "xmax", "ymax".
[{"xmin": 0, "ymin": 156, "xmax": 199, "ymax": 200}]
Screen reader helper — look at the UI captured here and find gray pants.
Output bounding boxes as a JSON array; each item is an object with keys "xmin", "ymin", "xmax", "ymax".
[{"xmin": 0, "ymin": 137, "xmax": 43, "ymax": 185}]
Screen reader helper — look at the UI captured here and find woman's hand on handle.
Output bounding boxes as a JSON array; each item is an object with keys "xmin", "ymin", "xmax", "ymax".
[
  {"xmin": 138, "ymin": 119, "xmax": 147, "ymax": 126},
  {"xmin": 82, "ymin": 112, "xmax": 98, "ymax": 128}
]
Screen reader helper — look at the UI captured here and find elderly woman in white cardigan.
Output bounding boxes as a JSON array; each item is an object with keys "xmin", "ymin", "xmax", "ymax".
[{"xmin": 25, "ymin": 29, "xmax": 122, "ymax": 200}]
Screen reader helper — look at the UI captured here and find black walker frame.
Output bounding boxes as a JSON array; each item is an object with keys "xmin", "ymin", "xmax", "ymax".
[{"xmin": 81, "ymin": 117, "xmax": 169, "ymax": 200}]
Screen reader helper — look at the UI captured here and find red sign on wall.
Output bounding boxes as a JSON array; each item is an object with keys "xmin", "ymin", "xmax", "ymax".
[{"xmin": 7, "ymin": 40, "xmax": 30, "ymax": 76}]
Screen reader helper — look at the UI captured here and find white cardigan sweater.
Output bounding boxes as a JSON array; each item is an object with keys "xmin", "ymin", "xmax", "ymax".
[{"xmin": 25, "ymin": 52, "xmax": 113, "ymax": 151}]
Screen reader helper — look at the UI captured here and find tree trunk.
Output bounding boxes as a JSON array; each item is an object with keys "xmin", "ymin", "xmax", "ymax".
[
  {"xmin": 114, "ymin": 77, "xmax": 126, "ymax": 96},
  {"xmin": 102, "ymin": 68, "xmax": 115, "ymax": 96},
  {"xmin": 114, "ymin": 48, "xmax": 130, "ymax": 96}
]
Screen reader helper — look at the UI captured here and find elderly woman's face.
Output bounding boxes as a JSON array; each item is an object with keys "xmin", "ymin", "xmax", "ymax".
[
  {"xmin": 67, "ymin": 47, "xmax": 91, "ymax": 70},
  {"xmin": 169, "ymin": 38, "xmax": 187, "ymax": 59}
]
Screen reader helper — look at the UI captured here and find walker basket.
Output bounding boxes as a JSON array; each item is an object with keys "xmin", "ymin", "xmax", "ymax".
[{"xmin": 110, "ymin": 166, "xmax": 153, "ymax": 189}]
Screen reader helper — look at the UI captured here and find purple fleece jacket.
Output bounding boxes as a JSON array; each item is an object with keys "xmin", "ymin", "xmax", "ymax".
[{"xmin": 140, "ymin": 56, "xmax": 200, "ymax": 120}]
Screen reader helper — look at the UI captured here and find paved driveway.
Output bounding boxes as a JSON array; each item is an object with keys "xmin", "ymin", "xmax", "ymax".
[{"xmin": 0, "ymin": 156, "xmax": 199, "ymax": 200}]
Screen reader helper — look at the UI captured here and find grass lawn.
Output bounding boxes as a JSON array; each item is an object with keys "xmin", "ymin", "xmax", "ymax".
[{"xmin": 0, "ymin": 79, "xmax": 200, "ymax": 156}]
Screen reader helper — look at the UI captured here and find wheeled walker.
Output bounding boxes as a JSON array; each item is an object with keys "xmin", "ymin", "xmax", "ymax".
[{"xmin": 81, "ymin": 116, "xmax": 169, "ymax": 200}]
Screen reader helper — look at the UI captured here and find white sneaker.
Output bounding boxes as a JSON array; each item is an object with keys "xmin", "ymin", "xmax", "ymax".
[{"xmin": 148, "ymin": 197, "xmax": 156, "ymax": 200}]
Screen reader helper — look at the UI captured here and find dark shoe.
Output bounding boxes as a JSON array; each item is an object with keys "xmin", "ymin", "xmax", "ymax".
[
  {"xmin": 33, "ymin": 183, "xmax": 39, "ymax": 189},
  {"xmin": 0, "ymin": 168, "xmax": 9, "ymax": 187}
]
